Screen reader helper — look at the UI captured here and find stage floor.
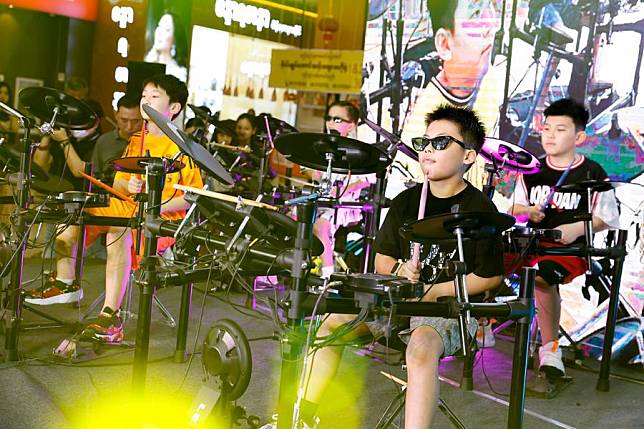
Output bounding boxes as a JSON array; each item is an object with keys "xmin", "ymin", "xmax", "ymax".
[{"xmin": 1, "ymin": 257, "xmax": 642, "ymax": 429}]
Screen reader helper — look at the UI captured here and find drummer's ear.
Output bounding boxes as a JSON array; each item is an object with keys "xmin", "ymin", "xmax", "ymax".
[
  {"xmin": 462, "ymin": 149, "xmax": 476, "ymax": 169},
  {"xmin": 168, "ymin": 101, "xmax": 182, "ymax": 119},
  {"xmin": 434, "ymin": 28, "xmax": 453, "ymax": 62},
  {"xmin": 574, "ymin": 129, "xmax": 586, "ymax": 146}
]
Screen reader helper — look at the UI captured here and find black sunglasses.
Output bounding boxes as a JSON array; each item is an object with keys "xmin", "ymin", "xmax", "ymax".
[
  {"xmin": 324, "ymin": 115, "xmax": 352, "ymax": 124},
  {"xmin": 411, "ymin": 135, "xmax": 470, "ymax": 152}
]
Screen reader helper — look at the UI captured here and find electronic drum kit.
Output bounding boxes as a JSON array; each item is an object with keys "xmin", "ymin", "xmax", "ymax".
[{"xmin": 0, "ymin": 87, "xmax": 636, "ymax": 429}]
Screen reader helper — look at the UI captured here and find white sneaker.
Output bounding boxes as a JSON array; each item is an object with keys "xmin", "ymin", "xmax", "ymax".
[
  {"xmin": 476, "ymin": 321, "xmax": 496, "ymax": 348},
  {"xmin": 539, "ymin": 340, "xmax": 565, "ymax": 377}
]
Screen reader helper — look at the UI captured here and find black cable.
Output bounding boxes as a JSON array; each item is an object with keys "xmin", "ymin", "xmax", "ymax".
[
  {"xmin": 478, "ymin": 328, "xmax": 510, "ymax": 397},
  {"xmin": 175, "ymin": 255, "xmax": 217, "ymax": 394}
]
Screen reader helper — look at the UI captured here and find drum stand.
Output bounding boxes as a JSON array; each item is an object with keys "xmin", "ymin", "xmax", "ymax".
[
  {"xmin": 78, "ymin": 166, "xmax": 177, "ymax": 328},
  {"xmin": 2, "ymin": 110, "xmax": 50, "ymax": 360},
  {"xmin": 496, "ymin": 183, "xmax": 629, "ymax": 393},
  {"xmin": 146, "ymin": 198, "xmax": 536, "ymax": 427},
  {"xmin": 544, "ymin": 179, "xmax": 629, "ymax": 393},
  {"xmin": 131, "ymin": 157, "xmax": 167, "ymax": 392},
  {"xmin": 273, "ymin": 195, "xmax": 536, "ymax": 428}
]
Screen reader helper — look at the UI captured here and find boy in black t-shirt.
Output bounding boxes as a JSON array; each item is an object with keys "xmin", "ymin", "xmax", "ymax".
[
  {"xmin": 508, "ymin": 98, "xmax": 619, "ymax": 380},
  {"xmin": 295, "ymin": 105, "xmax": 504, "ymax": 429}
]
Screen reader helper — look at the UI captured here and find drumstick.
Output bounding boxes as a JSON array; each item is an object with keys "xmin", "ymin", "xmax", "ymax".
[
  {"xmin": 210, "ymin": 143, "xmax": 252, "ymax": 153},
  {"xmin": 78, "ymin": 171, "xmax": 136, "ymax": 205},
  {"xmin": 173, "ymin": 184, "xmax": 279, "ymax": 211},
  {"xmin": 411, "ymin": 175, "xmax": 429, "ymax": 265},
  {"xmin": 543, "ymin": 158, "xmax": 575, "ymax": 209},
  {"xmin": 277, "ymin": 174, "xmax": 318, "ymax": 187}
]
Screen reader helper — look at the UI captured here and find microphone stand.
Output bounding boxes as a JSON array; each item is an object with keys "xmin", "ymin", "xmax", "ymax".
[
  {"xmin": 358, "ymin": 0, "xmax": 407, "ymax": 273},
  {"xmin": 359, "ymin": 117, "xmax": 413, "ymax": 274}
]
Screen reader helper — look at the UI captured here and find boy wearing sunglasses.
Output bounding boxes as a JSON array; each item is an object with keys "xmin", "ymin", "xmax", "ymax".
[{"xmin": 293, "ymin": 105, "xmax": 504, "ymax": 429}]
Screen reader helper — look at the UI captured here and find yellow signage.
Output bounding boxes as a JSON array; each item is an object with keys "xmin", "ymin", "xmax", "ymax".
[{"xmin": 269, "ymin": 49, "xmax": 364, "ymax": 94}]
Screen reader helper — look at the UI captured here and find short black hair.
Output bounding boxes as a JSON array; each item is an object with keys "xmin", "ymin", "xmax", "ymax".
[
  {"xmin": 544, "ymin": 98, "xmax": 589, "ymax": 131},
  {"xmin": 236, "ymin": 113, "xmax": 256, "ymax": 129},
  {"xmin": 141, "ymin": 74, "xmax": 188, "ymax": 119},
  {"xmin": 185, "ymin": 117, "xmax": 205, "ymax": 130},
  {"xmin": 327, "ymin": 100, "xmax": 359, "ymax": 124},
  {"xmin": 215, "ymin": 119, "xmax": 236, "ymax": 137},
  {"xmin": 424, "ymin": 104, "xmax": 486, "ymax": 153},
  {"xmin": 427, "ymin": 0, "xmax": 458, "ymax": 34},
  {"xmin": 117, "ymin": 93, "xmax": 140, "ymax": 110}
]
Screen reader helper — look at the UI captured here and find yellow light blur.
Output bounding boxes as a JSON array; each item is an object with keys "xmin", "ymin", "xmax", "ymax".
[{"xmin": 69, "ymin": 384, "xmax": 209, "ymax": 429}]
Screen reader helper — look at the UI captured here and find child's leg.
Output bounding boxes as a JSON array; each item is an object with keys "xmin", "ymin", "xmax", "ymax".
[
  {"xmin": 303, "ymin": 313, "xmax": 371, "ymax": 404},
  {"xmin": 534, "ymin": 276, "xmax": 561, "ymax": 345},
  {"xmin": 404, "ymin": 325, "xmax": 444, "ymax": 429}
]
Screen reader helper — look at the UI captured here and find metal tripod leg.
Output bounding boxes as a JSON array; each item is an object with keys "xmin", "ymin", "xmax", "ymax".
[
  {"xmin": 81, "ymin": 269, "xmax": 175, "ymax": 328},
  {"xmin": 375, "ymin": 387, "xmax": 467, "ymax": 429},
  {"xmin": 80, "ymin": 292, "xmax": 105, "ymax": 322},
  {"xmin": 153, "ymin": 294, "xmax": 176, "ymax": 328},
  {"xmin": 21, "ymin": 303, "xmax": 67, "ymax": 329},
  {"xmin": 123, "ymin": 271, "xmax": 176, "ymax": 328}
]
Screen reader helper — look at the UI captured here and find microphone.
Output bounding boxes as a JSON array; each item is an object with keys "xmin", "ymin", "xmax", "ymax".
[{"xmin": 328, "ymin": 129, "xmax": 341, "ymax": 136}]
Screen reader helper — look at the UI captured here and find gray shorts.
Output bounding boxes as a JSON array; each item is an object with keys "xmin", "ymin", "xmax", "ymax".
[{"xmin": 366, "ymin": 316, "xmax": 478, "ymax": 358}]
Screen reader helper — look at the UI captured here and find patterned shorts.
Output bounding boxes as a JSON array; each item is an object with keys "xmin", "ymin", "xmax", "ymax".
[{"xmin": 366, "ymin": 316, "xmax": 478, "ymax": 358}]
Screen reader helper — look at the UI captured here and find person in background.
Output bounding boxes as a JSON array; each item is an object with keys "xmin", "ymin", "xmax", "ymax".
[
  {"xmin": 235, "ymin": 113, "xmax": 256, "ymax": 149},
  {"xmin": 184, "ymin": 117, "xmax": 205, "ymax": 137},
  {"xmin": 91, "ymin": 93, "xmax": 142, "ymax": 186},
  {"xmin": 212, "ymin": 119, "xmax": 236, "ymax": 146},
  {"xmin": 64, "ymin": 77, "xmax": 105, "ymax": 120},
  {"xmin": 0, "ymin": 81, "xmax": 19, "ymax": 143},
  {"xmin": 32, "ymin": 99, "xmax": 104, "ymax": 192},
  {"xmin": 0, "ymin": 81, "xmax": 20, "ymax": 228},
  {"xmin": 314, "ymin": 101, "xmax": 373, "ymax": 278}
]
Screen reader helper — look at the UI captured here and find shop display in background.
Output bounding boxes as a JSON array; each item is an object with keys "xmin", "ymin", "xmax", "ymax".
[{"xmin": 186, "ymin": 26, "xmax": 296, "ymax": 126}]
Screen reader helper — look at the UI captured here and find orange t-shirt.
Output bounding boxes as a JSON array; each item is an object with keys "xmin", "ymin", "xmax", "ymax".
[{"xmin": 88, "ymin": 132, "xmax": 203, "ymax": 220}]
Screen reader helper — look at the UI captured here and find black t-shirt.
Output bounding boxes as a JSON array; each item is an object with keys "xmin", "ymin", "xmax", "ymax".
[
  {"xmin": 520, "ymin": 156, "xmax": 608, "ymax": 243},
  {"xmin": 375, "ymin": 181, "xmax": 505, "ymax": 290}
]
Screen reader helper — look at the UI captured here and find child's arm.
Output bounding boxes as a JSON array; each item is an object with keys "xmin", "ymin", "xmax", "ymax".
[
  {"xmin": 420, "ymin": 274, "xmax": 502, "ymax": 302},
  {"xmin": 509, "ymin": 203, "xmax": 545, "ymax": 224}
]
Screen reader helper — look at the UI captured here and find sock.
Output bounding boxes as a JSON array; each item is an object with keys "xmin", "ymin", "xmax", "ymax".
[
  {"xmin": 321, "ymin": 266, "xmax": 334, "ymax": 279},
  {"xmin": 100, "ymin": 307, "xmax": 117, "ymax": 317},
  {"xmin": 56, "ymin": 277, "xmax": 74, "ymax": 285}
]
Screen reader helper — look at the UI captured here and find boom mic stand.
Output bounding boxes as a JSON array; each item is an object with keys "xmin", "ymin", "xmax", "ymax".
[{"xmin": 360, "ymin": 0, "xmax": 407, "ymax": 273}]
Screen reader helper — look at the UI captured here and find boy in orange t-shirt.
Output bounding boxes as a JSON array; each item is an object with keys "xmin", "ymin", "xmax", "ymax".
[{"xmin": 25, "ymin": 74, "xmax": 203, "ymax": 343}]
